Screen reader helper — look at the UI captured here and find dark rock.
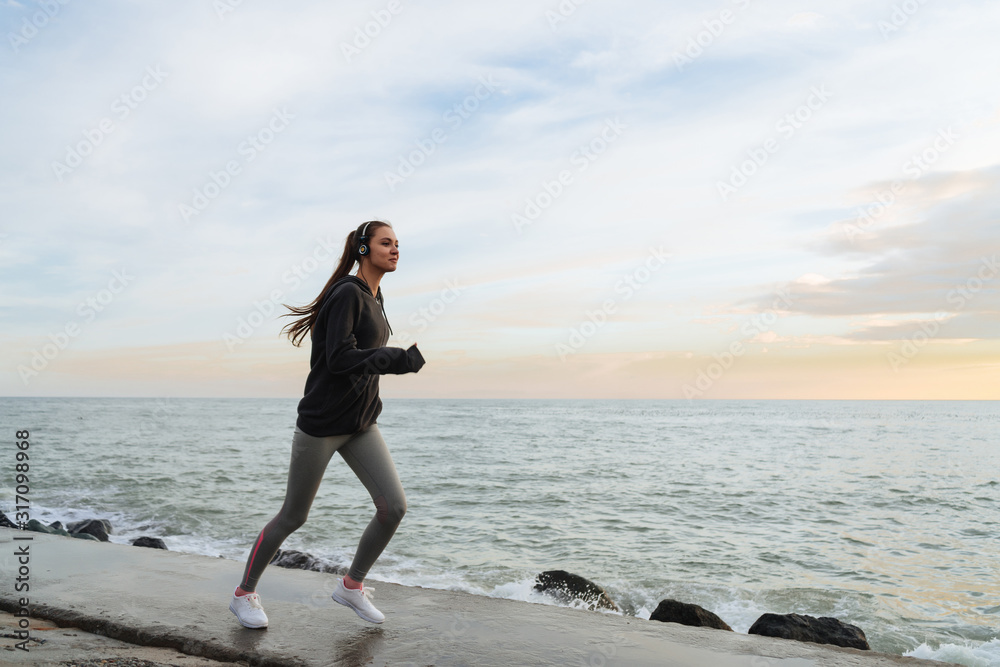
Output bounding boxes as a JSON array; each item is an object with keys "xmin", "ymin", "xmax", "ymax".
[
  {"xmin": 649, "ymin": 599, "xmax": 733, "ymax": 631},
  {"xmin": 67, "ymin": 518, "xmax": 112, "ymax": 541},
  {"xmin": 19, "ymin": 518, "xmax": 106, "ymax": 542},
  {"xmin": 26, "ymin": 518, "xmax": 70, "ymax": 536},
  {"xmin": 69, "ymin": 531, "xmax": 101, "ymax": 541},
  {"xmin": 132, "ymin": 536, "xmax": 168, "ymax": 550},
  {"xmin": 269, "ymin": 549, "xmax": 345, "ymax": 575},
  {"xmin": 25, "ymin": 519, "xmax": 100, "ymax": 540},
  {"xmin": 748, "ymin": 613, "xmax": 870, "ymax": 650},
  {"xmin": 0, "ymin": 511, "xmax": 17, "ymax": 529},
  {"xmin": 49, "ymin": 521, "xmax": 64, "ymax": 531},
  {"xmin": 533, "ymin": 570, "xmax": 619, "ymax": 612}
]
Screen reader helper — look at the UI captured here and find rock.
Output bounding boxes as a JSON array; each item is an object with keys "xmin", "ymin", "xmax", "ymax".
[
  {"xmin": 269, "ymin": 549, "xmax": 345, "ymax": 575},
  {"xmin": 0, "ymin": 511, "xmax": 17, "ymax": 529},
  {"xmin": 49, "ymin": 521, "xmax": 64, "ymax": 531},
  {"xmin": 23, "ymin": 519, "xmax": 99, "ymax": 540},
  {"xmin": 26, "ymin": 518, "xmax": 70, "ymax": 536},
  {"xmin": 533, "ymin": 570, "xmax": 619, "ymax": 612},
  {"xmin": 70, "ymin": 531, "xmax": 101, "ymax": 541},
  {"xmin": 67, "ymin": 519, "xmax": 112, "ymax": 541},
  {"xmin": 132, "ymin": 536, "xmax": 168, "ymax": 550},
  {"xmin": 649, "ymin": 599, "xmax": 733, "ymax": 631},
  {"xmin": 13, "ymin": 517, "xmax": 112, "ymax": 542},
  {"xmin": 748, "ymin": 613, "xmax": 870, "ymax": 650}
]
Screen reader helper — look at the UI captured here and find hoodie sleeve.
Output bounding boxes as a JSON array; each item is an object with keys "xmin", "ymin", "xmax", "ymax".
[{"xmin": 323, "ymin": 285, "xmax": 425, "ymax": 376}]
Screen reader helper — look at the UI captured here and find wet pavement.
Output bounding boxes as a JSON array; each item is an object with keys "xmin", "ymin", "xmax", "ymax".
[{"xmin": 0, "ymin": 529, "xmax": 949, "ymax": 666}]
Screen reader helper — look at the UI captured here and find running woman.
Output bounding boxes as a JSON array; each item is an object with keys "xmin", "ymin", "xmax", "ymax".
[{"xmin": 229, "ymin": 220, "xmax": 425, "ymax": 628}]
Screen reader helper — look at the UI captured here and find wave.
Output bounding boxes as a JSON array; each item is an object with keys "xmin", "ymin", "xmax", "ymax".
[{"xmin": 905, "ymin": 638, "xmax": 1000, "ymax": 667}]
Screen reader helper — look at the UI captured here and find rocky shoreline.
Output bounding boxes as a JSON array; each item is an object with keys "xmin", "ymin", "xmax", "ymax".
[{"xmin": 4, "ymin": 510, "xmax": 875, "ymax": 654}]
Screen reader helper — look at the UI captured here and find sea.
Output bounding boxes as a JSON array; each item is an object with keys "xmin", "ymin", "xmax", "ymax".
[{"xmin": 2, "ymin": 398, "xmax": 998, "ymax": 665}]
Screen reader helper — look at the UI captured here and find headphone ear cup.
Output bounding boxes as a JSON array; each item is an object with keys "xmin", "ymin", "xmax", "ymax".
[{"xmin": 357, "ymin": 221, "xmax": 371, "ymax": 256}]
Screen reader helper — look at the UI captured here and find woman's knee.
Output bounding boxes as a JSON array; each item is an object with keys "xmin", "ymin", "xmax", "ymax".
[
  {"xmin": 276, "ymin": 509, "xmax": 308, "ymax": 534},
  {"xmin": 391, "ymin": 496, "xmax": 407, "ymax": 524},
  {"xmin": 374, "ymin": 494, "xmax": 406, "ymax": 526}
]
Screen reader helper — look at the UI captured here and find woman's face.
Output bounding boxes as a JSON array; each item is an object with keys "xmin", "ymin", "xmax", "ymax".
[{"xmin": 366, "ymin": 226, "xmax": 399, "ymax": 273}]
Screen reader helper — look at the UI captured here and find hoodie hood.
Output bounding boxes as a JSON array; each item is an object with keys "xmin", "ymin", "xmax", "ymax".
[{"xmin": 331, "ymin": 275, "xmax": 392, "ymax": 335}]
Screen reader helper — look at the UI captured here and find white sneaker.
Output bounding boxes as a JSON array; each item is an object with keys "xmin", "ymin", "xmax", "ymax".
[
  {"xmin": 229, "ymin": 589, "xmax": 268, "ymax": 629},
  {"xmin": 331, "ymin": 578, "xmax": 385, "ymax": 624}
]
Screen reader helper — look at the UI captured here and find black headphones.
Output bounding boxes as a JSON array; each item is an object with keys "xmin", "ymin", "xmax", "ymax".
[{"xmin": 357, "ymin": 221, "xmax": 371, "ymax": 256}]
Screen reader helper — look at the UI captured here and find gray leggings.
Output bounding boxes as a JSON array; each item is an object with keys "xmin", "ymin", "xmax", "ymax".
[{"xmin": 240, "ymin": 424, "xmax": 406, "ymax": 591}]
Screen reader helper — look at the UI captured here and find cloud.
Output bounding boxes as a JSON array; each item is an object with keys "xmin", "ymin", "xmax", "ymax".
[
  {"xmin": 3, "ymin": 1, "xmax": 1000, "ymax": 397},
  {"xmin": 740, "ymin": 168, "xmax": 1000, "ymax": 331}
]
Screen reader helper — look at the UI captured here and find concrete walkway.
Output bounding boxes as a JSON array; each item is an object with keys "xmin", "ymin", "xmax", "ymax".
[{"xmin": 0, "ymin": 529, "xmax": 948, "ymax": 666}]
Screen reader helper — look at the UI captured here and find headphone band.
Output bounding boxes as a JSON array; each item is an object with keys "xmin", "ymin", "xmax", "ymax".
[{"xmin": 357, "ymin": 222, "xmax": 372, "ymax": 256}]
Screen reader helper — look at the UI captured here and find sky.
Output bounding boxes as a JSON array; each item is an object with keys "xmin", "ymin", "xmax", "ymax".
[{"xmin": 2, "ymin": 0, "xmax": 998, "ymax": 399}]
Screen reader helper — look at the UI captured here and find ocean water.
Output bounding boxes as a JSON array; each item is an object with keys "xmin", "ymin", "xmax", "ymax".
[{"xmin": 1, "ymin": 398, "xmax": 998, "ymax": 665}]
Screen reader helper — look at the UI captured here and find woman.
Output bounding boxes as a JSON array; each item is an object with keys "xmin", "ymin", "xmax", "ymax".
[{"xmin": 229, "ymin": 220, "xmax": 424, "ymax": 628}]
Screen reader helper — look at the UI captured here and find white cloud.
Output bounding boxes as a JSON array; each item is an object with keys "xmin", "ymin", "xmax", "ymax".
[{"xmin": 2, "ymin": 1, "xmax": 1000, "ymax": 394}]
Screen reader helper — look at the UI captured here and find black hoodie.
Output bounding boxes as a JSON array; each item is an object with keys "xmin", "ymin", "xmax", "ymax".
[{"xmin": 296, "ymin": 275, "xmax": 424, "ymax": 436}]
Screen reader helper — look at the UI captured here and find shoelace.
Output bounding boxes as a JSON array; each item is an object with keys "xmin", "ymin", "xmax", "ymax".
[{"xmin": 245, "ymin": 594, "xmax": 263, "ymax": 609}]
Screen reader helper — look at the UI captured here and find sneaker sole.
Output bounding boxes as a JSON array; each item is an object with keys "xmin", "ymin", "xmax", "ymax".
[
  {"xmin": 331, "ymin": 591, "xmax": 384, "ymax": 624},
  {"xmin": 229, "ymin": 601, "xmax": 268, "ymax": 629}
]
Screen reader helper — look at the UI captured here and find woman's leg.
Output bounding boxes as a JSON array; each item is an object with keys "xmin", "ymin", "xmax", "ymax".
[
  {"xmin": 336, "ymin": 424, "xmax": 407, "ymax": 583},
  {"xmin": 239, "ymin": 427, "xmax": 349, "ymax": 592}
]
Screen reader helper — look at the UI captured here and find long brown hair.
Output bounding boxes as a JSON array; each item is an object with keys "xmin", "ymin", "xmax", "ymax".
[{"xmin": 280, "ymin": 220, "xmax": 392, "ymax": 347}]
